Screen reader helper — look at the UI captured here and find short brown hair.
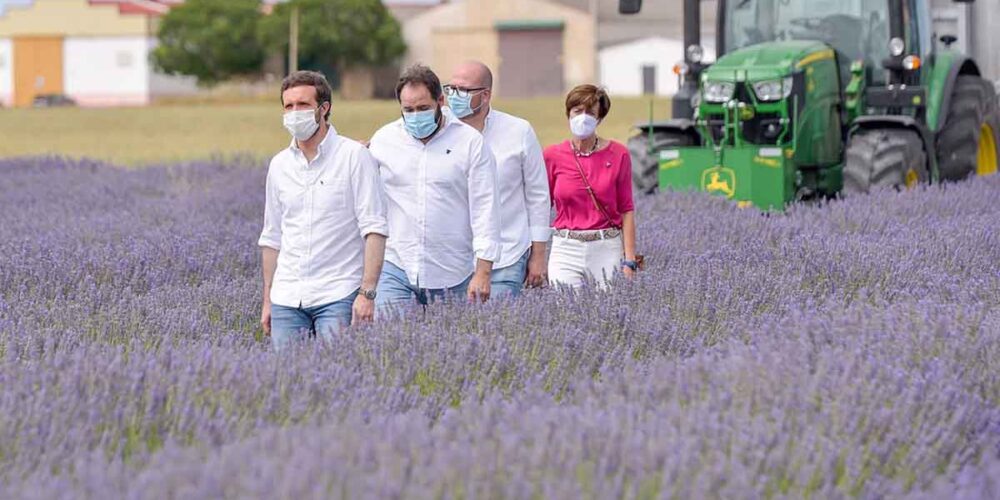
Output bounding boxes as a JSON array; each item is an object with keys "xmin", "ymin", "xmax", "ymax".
[
  {"xmin": 395, "ymin": 64, "xmax": 443, "ymax": 102},
  {"xmin": 565, "ymin": 84, "xmax": 611, "ymax": 119},
  {"xmin": 281, "ymin": 70, "xmax": 332, "ymax": 121}
]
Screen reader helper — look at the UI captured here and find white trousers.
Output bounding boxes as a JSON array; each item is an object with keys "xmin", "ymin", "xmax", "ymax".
[{"xmin": 548, "ymin": 234, "xmax": 623, "ymax": 289}]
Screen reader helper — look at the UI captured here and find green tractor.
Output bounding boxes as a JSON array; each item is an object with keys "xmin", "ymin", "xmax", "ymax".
[{"xmin": 621, "ymin": 0, "xmax": 1000, "ymax": 209}]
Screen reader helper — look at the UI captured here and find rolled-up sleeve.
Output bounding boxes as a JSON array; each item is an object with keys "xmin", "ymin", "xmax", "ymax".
[
  {"xmin": 468, "ymin": 137, "xmax": 502, "ymax": 263},
  {"xmin": 617, "ymin": 149, "xmax": 635, "ymax": 213},
  {"xmin": 521, "ymin": 126, "xmax": 552, "ymax": 241},
  {"xmin": 257, "ymin": 165, "xmax": 282, "ymax": 250},
  {"xmin": 352, "ymin": 147, "xmax": 389, "ymax": 238}
]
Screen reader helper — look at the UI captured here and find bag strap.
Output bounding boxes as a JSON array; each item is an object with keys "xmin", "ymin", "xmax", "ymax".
[{"xmin": 571, "ymin": 149, "xmax": 619, "ymax": 230}]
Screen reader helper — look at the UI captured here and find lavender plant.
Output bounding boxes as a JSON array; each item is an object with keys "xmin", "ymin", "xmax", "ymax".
[{"xmin": 0, "ymin": 156, "xmax": 997, "ymax": 498}]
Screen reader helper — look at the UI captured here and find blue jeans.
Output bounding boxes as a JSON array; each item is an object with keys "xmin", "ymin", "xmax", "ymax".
[
  {"xmin": 270, "ymin": 291, "xmax": 357, "ymax": 350},
  {"xmin": 376, "ymin": 261, "xmax": 471, "ymax": 315},
  {"xmin": 491, "ymin": 250, "xmax": 530, "ymax": 299}
]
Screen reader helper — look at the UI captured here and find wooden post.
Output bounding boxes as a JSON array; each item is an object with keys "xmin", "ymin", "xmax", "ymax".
[{"xmin": 289, "ymin": 5, "xmax": 299, "ymax": 74}]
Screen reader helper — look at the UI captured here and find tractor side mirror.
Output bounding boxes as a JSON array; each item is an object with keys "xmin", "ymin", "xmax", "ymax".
[{"xmin": 619, "ymin": 0, "xmax": 643, "ymax": 15}]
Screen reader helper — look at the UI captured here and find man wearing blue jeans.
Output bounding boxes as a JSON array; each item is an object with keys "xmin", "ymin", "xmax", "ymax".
[
  {"xmin": 369, "ymin": 64, "xmax": 501, "ymax": 313},
  {"xmin": 259, "ymin": 71, "xmax": 388, "ymax": 350},
  {"xmin": 446, "ymin": 61, "xmax": 551, "ymax": 297}
]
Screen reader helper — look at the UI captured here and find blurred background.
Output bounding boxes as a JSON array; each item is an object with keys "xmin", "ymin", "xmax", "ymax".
[{"xmin": 0, "ymin": 0, "xmax": 997, "ymax": 163}]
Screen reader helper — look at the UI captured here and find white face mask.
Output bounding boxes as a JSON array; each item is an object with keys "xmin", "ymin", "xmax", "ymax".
[
  {"xmin": 283, "ymin": 108, "xmax": 320, "ymax": 141},
  {"xmin": 569, "ymin": 113, "xmax": 599, "ymax": 139}
]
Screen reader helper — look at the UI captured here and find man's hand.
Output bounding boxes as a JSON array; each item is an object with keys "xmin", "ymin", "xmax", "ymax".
[
  {"xmin": 260, "ymin": 300, "xmax": 272, "ymax": 336},
  {"xmin": 524, "ymin": 247, "xmax": 547, "ymax": 288},
  {"xmin": 352, "ymin": 294, "xmax": 375, "ymax": 325},
  {"xmin": 467, "ymin": 271, "xmax": 491, "ymax": 303}
]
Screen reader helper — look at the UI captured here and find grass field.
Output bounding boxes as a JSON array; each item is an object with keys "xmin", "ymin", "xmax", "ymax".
[{"xmin": 0, "ymin": 97, "xmax": 671, "ymax": 164}]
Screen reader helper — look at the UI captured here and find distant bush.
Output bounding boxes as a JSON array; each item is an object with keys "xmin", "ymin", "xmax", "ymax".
[{"xmin": 152, "ymin": 0, "xmax": 266, "ymax": 85}]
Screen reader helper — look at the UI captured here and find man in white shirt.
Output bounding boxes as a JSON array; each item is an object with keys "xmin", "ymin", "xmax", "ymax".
[
  {"xmin": 258, "ymin": 71, "xmax": 388, "ymax": 350},
  {"xmin": 446, "ymin": 61, "xmax": 551, "ymax": 298},
  {"xmin": 368, "ymin": 64, "xmax": 501, "ymax": 312}
]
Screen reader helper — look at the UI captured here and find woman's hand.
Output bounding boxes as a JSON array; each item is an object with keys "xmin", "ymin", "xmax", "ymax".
[{"xmin": 622, "ymin": 265, "xmax": 635, "ymax": 279}]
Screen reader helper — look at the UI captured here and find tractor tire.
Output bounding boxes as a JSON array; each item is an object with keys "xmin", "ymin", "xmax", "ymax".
[
  {"xmin": 936, "ymin": 75, "xmax": 999, "ymax": 181},
  {"xmin": 627, "ymin": 130, "xmax": 694, "ymax": 195},
  {"xmin": 843, "ymin": 128, "xmax": 928, "ymax": 195}
]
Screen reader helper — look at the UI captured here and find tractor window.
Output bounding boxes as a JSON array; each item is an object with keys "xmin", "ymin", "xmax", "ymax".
[{"xmin": 724, "ymin": 0, "xmax": 890, "ymax": 71}]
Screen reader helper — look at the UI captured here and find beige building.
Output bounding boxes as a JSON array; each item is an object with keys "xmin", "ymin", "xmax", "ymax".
[
  {"xmin": 396, "ymin": 0, "xmax": 596, "ymax": 97},
  {"xmin": 0, "ymin": 0, "xmax": 194, "ymax": 108}
]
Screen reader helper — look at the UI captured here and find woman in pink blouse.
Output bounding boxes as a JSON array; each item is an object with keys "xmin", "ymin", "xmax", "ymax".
[{"xmin": 544, "ymin": 85, "xmax": 637, "ymax": 288}]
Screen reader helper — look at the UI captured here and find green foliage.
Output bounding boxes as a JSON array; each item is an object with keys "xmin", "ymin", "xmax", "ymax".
[
  {"xmin": 259, "ymin": 0, "xmax": 407, "ymax": 71},
  {"xmin": 152, "ymin": 0, "xmax": 266, "ymax": 86}
]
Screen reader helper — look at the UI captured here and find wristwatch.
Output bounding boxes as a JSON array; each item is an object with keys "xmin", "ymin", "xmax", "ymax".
[
  {"xmin": 621, "ymin": 259, "xmax": 638, "ymax": 271},
  {"xmin": 359, "ymin": 288, "xmax": 377, "ymax": 300}
]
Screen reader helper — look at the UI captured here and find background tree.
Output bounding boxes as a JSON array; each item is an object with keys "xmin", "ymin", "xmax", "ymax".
[
  {"xmin": 152, "ymin": 0, "xmax": 265, "ymax": 86},
  {"xmin": 259, "ymin": 0, "xmax": 406, "ymax": 79}
]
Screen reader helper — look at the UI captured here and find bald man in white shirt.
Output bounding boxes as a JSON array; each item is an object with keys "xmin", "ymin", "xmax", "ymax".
[{"xmin": 445, "ymin": 61, "xmax": 551, "ymax": 298}]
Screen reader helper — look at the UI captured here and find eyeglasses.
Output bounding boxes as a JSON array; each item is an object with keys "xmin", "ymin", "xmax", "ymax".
[{"xmin": 443, "ymin": 85, "xmax": 487, "ymax": 98}]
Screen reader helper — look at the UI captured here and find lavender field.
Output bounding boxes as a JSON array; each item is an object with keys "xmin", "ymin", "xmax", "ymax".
[{"xmin": 1, "ymin": 155, "xmax": 999, "ymax": 499}]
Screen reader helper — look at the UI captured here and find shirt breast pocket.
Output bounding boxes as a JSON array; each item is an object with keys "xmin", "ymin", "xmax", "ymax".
[
  {"xmin": 316, "ymin": 179, "xmax": 349, "ymax": 217},
  {"xmin": 426, "ymin": 158, "xmax": 466, "ymax": 194}
]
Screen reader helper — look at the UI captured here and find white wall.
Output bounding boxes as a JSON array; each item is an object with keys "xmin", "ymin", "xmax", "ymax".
[
  {"xmin": 0, "ymin": 39, "xmax": 12, "ymax": 107},
  {"xmin": 971, "ymin": 0, "xmax": 1000, "ymax": 81},
  {"xmin": 146, "ymin": 38, "xmax": 199, "ymax": 99},
  {"xmin": 600, "ymin": 37, "xmax": 716, "ymax": 97},
  {"xmin": 64, "ymin": 37, "xmax": 150, "ymax": 106}
]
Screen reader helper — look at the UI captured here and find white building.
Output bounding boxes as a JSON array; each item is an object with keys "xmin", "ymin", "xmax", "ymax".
[
  {"xmin": 0, "ymin": 0, "xmax": 195, "ymax": 108},
  {"xmin": 599, "ymin": 36, "xmax": 716, "ymax": 97}
]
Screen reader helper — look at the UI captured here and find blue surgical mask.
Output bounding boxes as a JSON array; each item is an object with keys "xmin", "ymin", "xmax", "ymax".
[
  {"xmin": 402, "ymin": 108, "xmax": 441, "ymax": 139},
  {"xmin": 447, "ymin": 92, "xmax": 483, "ymax": 119}
]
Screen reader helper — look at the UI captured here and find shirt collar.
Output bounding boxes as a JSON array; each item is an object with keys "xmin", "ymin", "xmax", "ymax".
[
  {"xmin": 482, "ymin": 107, "xmax": 497, "ymax": 132},
  {"xmin": 288, "ymin": 124, "xmax": 339, "ymax": 155}
]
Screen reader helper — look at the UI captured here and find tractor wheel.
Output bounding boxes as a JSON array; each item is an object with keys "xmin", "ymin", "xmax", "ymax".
[
  {"xmin": 936, "ymin": 75, "xmax": 999, "ymax": 180},
  {"xmin": 627, "ymin": 130, "xmax": 694, "ymax": 195},
  {"xmin": 983, "ymin": 81, "xmax": 1000, "ymax": 175},
  {"xmin": 843, "ymin": 128, "xmax": 928, "ymax": 195}
]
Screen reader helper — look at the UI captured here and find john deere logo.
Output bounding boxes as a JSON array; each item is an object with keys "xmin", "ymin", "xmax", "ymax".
[{"xmin": 702, "ymin": 167, "xmax": 736, "ymax": 198}]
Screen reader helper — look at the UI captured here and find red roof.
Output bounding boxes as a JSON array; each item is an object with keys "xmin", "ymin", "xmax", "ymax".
[{"xmin": 87, "ymin": 0, "xmax": 174, "ymax": 16}]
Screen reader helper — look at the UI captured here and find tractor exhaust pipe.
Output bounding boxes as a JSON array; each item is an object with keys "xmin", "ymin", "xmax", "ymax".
[
  {"xmin": 674, "ymin": 0, "xmax": 703, "ymax": 119},
  {"xmin": 684, "ymin": 0, "xmax": 701, "ymax": 62},
  {"xmin": 619, "ymin": 0, "xmax": 703, "ymax": 119},
  {"xmin": 884, "ymin": 0, "xmax": 905, "ymax": 84}
]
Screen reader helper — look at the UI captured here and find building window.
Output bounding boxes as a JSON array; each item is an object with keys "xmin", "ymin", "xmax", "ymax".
[
  {"xmin": 117, "ymin": 51, "xmax": 133, "ymax": 68},
  {"xmin": 0, "ymin": 53, "xmax": 6, "ymax": 69}
]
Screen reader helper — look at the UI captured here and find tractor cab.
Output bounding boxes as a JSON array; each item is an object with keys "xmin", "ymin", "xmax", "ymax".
[{"xmin": 724, "ymin": 0, "xmax": 891, "ymax": 84}]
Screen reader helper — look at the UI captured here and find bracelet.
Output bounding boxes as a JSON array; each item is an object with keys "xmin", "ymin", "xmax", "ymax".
[{"xmin": 621, "ymin": 259, "xmax": 638, "ymax": 271}]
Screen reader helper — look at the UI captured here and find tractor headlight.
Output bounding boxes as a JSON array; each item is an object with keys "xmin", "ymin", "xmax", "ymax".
[
  {"xmin": 752, "ymin": 77, "xmax": 794, "ymax": 102},
  {"xmin": 703, "ymin": 81, "xmax": 735, "ymax": 103},
  {"xmin": 686, "ymin": 44, "xmax": 705, "ymax": 64},
  {"xmin": 888, "ymin": 37, "xmax": 905, "ymax": 57}
]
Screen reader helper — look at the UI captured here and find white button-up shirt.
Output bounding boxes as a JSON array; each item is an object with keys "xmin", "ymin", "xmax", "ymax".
[
  {"xmin": 258, "ymin": 127, "xmax": 388, "ymax": 308},
  {"xmin": 369, "ymin": 112, "xmax": 501, "ymax": 289},
  {"xmin": 480, "ymin": 108, "xmax": 551, "ymax": 268}
]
